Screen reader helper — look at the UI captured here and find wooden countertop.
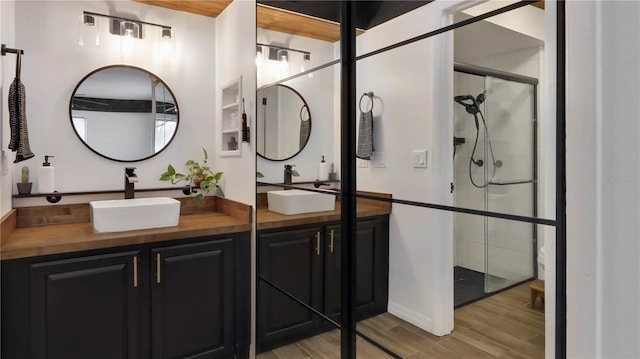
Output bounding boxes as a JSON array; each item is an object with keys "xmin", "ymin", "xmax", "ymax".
[
  {"xmin": 256, "ymin": 191, "xmax": 392, "ymax": 230},
  {"xmin": 1, "ymin": 197, "xmax": 252, "ymax": 260}
]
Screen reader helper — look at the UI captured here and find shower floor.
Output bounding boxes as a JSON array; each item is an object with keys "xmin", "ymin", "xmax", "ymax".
[{"xmin": 454, "ymin": 266, "xmax": 507, "ymax": 307}]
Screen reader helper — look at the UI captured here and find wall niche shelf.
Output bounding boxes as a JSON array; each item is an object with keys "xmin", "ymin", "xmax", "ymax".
[{"xmin": 220, "ymin": 76, "xmax": 242, "ymax": 157}]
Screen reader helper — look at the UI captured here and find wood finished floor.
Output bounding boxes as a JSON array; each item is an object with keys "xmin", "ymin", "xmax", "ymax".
[{"xmin": 257, "ymin": 282, "xmax": 545, "ymax": 359}]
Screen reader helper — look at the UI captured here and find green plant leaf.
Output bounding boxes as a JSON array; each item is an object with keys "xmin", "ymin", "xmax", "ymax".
[
  {"xmin": 215, "ymin": 187, "xmax": 225, "ymax": 198},
  {"xmin": 186, "ymin": 160, "xmax": 196, "ymax": 166},
  {"xmin": 202, "ymin": 147, "xmax": 208, "ymax": 161},
  {"xmin": 256, "ymin": 171, "xmax": 265, "ymax": 178},
  {"xmin": 213, "ymin": 172, "xmax": 223, "ymax": 181},
  {"xmin": 159, "ymin": 173, "xmax": 172, "ymax": 181},
  {"xmin": 167, "ymin": 165, "xmax": 176, "ymax": 176},
  {"xmin": 194, "ymin": 193, "xmax": 205, "ymax": 201}
]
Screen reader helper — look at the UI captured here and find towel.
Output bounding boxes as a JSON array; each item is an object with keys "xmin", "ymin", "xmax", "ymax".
[
  {"xmin": 8, "ymin": 52, "xmax": 34, "ymax": 163},
  {"xmin": 299, "ymin": 119, "xmax": 310, "ymax": 150},
  {"xmin": 356, "ymin": 109, "xmax": 374, "ymax": 159}
]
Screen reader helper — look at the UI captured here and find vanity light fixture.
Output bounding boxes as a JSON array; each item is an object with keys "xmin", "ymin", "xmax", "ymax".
[
  {"xmin": 79, "ymin": 11, "xmax": 174, "ymax": 55},
  {"xmin": 257, "ymin": 43, "xmax": 310, "ymax": 63}
]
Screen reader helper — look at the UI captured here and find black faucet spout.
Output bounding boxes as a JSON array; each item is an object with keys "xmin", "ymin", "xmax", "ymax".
[
  {"xmin": 125, "ymin": 167, "xmax": 138, "ymax": 199},
  {"xmin": 284, "ymin": 164, "xmax": 299, "ymax": 186}
]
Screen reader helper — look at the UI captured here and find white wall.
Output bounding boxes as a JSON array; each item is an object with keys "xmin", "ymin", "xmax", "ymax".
[
  {"xmin": 566, "ymin": 1, "xmax": 640, "ymax": 358},
  {"xmin": 215, "ymin": 0, "xmax": 256, "ymax": 205},
  {"xmin": 1, "ymin": 0, "xmax": 16, "ymax": 217},
  {"xmin": 257, "ymin": 29, "xmax": 336, "ymax": 184},
  {"xmin": 5, "ymin": 1, "xmax": 216, "ymax": 199},
  {"xmin": 353, "ymin": 2, "xmax": 454, "ymax": 336}
]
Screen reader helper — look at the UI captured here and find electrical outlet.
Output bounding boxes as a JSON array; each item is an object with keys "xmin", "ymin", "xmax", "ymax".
[
  {"xmin": 373, "ymin": 152, "xmax": 386, "ymax": 168},
  {"xmin": 358, "ymin": 159, "xmax": 369, "ymax": 168},
  {"xmin": 413, "ymin": 150, "xmax": 428, "ymax": 168}
]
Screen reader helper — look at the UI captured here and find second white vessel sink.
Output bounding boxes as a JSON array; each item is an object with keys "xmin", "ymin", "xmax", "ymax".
[
  {"xmin": 90, "ymin": 197, "xmax": 180, "ymax": 233},
  {"xmin": 267, "ymin": 189, "xmax": 335, "ymax": 215}
]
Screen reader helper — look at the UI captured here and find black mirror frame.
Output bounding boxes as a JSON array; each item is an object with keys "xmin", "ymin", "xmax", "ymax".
[
  {"xmin": 69, "ymin": 64, "xmax": 180, "ymax": 163},
  {"xmin": 256, "ymin": 84, "xmax": 312, "ymax": 162}
]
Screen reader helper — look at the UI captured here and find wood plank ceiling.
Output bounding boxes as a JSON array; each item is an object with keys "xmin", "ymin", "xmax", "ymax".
[{"xmin": 134, "ymin": 0, "xmax": 544, "ymax": 42}]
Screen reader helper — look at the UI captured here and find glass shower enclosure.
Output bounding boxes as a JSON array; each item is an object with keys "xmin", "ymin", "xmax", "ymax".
[{"xmin": 453, "ymin": 62, "xmax": 538, "ymax": 307}]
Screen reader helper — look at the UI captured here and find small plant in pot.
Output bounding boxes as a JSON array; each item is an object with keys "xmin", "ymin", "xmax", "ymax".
[
  {"xmin": 159, "ymin": 148, "xmax": 224, "ymax": 201},
  {"xmin": 17, "ymin": 166, "xmax": 32, "ymax": 195}
]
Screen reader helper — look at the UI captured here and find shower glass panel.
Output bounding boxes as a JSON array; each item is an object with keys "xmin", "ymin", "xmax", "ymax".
[
  {"xmin": 453, "ymin": 68, "xmax": 537, "ymax": 303},
  {"xmin": 484, "ymin": 76, "xmax": 536, "ymax": 292}
]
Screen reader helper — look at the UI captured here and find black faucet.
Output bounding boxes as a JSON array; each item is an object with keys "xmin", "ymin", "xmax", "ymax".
[
  {"xmin": 124, "ymin": 167, "xmax": 138, "ymax": 199},
  {"xmin": 284, "ymin": 164, "xmax": 299, "ymax": 187}
]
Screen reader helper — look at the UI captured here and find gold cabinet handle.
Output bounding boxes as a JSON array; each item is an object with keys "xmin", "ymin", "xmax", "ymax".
[
  {"xmin": 316, "ymin": 232, "xmax": 321, "ymax": 256},
  {"xmin": 330, "ymin": 230, "xmax": 334, "ymax": 253},
  {"xmin": 133, "ymin": 256, "xmax": 138, "ymax": 288},
  {"xmin": 156, "ymin": 253, "xmax": 161, "ymax": 284}
]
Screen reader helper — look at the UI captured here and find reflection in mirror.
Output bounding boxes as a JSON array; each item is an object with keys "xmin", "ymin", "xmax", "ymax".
[
  {"xmin": 257, "ymin": 85, "xmax": 311, "ymax": 161},
  {"xmin": 70, "ymin": 65, "xmax": 179, "ymax": 162}
]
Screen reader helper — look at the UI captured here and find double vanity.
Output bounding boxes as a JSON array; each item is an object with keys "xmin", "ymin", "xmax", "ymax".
[{"xmin": 1, "ymin": 192, "xmax": 391, "ymax": 358}]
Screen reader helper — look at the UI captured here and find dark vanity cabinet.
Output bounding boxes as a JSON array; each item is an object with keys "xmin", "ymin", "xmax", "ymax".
[
  {"xmin": 1, "ymin": 233, "xmax": 250, "ymax": 359},
  {"xmin": 29, "ymin": 250, "xmax": 144, "ymax": 359},
  {"xmin": 151, "ymin": 239, "xmax": 241, "ymax": 359},
  {"xmin": 256, "ymin": 215, "xmax": 389, "ymax": 352}
]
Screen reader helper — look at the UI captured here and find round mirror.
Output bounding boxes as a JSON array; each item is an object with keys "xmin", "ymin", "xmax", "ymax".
[
  {"xmin": 69, "ymin": 65, "xmax": 179, "ymax": 162},
  {"xmin": 257, "ymin": 84, "xmax": 311, "ymax": 161}
]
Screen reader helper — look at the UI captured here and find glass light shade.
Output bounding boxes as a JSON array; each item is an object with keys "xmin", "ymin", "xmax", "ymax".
[
  {"xmin": 78, "ymin": 14, "xmax": 99, "ymax": 47},
  {"xmin": 120, "ymin": 21, "xmax": 140, "ymax": 53},
  {"xmin": 157, "ymin": 28, "xmax": 175, "ymax": 58}
]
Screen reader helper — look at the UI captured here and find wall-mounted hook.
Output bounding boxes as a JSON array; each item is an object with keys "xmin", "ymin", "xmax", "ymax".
[{"xmin": 1, "ymin": 44, "xmax": 24, "ymax": 56}]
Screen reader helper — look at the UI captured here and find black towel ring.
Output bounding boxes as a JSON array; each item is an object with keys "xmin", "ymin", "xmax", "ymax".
[
  {"xmin": 359, "ymin": 92, "xmax": 374, "ymax": 113},
  {"xmin": 300, "ymin": 104, "xmax": 310, "ymax": 121}
]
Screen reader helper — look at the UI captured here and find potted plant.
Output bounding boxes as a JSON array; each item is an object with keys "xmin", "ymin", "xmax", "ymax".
[
  {"xmin": 17, "ymin": 166, "xmax": 32, "ymax": 195},
  {"xmin": 159, "ymin": 148, "xmax": 224, "ymax": 201}
]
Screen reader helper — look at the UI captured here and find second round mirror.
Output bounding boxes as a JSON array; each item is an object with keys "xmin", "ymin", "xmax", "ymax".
[{"xmin": 257, "ymin": 85, "xmax": 311, "ymax": 161}]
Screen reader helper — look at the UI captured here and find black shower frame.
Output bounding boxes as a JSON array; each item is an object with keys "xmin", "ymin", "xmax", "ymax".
[
  {"xmin": 256, "ymin": 0, "xmax": 566, "ymax": 358},
  {"xmin": 453, "ymin": 61, "xmax": 540, "ymax": 283}
]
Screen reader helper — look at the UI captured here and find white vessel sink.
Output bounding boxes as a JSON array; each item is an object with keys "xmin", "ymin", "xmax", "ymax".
[
  {"xmin": 267, "ymin": 189, "xmax": 335, "ymax": 215},
  {"xmin": 90, "ymin": 197, "xmax": 180, "ymax": 233}
]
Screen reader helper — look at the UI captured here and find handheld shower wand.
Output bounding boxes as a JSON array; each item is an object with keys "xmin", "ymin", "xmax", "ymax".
[{"xmin": 454, "ymin": 91, "xmax": 499, "ymax": 188}]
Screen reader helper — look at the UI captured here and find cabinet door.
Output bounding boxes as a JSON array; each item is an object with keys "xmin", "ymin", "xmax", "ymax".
[
  {"xmin": 30, "ymin": 250, "xmax": 142, "ymax": 359},
  {"xmin": 151, "ymin": 238, "xmax": 235, "ymax": 359},
  {"xmin": 324, "ymin": 217, "xmax": 390, "ymax": 323},
  {"xmin": 257, "ymin": 226, "xmax": 324, "ymax": 351}
]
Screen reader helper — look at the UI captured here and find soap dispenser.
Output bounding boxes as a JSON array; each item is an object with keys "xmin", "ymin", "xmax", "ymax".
[
  {"xmin": 318, "ymin": 155, "xmax": 329, "ymax": 181},
  {"xmin": 38, "ymin": 155, "xmax": 55, "ymax": 193}
]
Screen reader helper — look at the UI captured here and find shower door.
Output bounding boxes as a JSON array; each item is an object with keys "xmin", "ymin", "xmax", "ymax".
[{"xmin": 483, "ymin": 76, "xmax": 536, "ymax": 292}]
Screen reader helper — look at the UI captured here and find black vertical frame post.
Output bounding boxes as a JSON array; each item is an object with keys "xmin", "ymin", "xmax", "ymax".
[
  {"xmin": 340, "ymin": 1, "xmax": 357, "ymax": 358},
  {"xmin": 555, "ymin": 0, "xmax": 567, "ymax": 357}
]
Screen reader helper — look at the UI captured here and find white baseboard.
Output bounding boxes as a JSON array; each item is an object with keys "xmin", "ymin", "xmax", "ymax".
[{"xmin": 387, "ymin": 301, "xmax": 433, "ymax": 334}]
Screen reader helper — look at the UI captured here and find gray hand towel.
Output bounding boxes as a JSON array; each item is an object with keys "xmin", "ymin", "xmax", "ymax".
[
  {"xmin": 356, "ymin": 109, "xmax": 374, "ymax": 160},
  {"xmin": 299, "ymin": 119, "xmax": 310, "ymax": 150},
  {"xmin": 8, "ymin": 52, "xmax": 34, "ymax": 163}
]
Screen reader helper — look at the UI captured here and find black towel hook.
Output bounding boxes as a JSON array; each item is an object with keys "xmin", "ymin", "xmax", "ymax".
[
  {"xmin": 1, "ymin": 44, "xmax": 24, "ymax": 56},
  {"xmin": 359, "ymin": 91, "xmax": 374, "ymax": 113}
]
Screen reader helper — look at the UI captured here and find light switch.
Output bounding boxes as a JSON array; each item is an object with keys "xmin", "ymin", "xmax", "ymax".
[
  {"xmin": 373, "ymin": 152, "xmax": 386, "ymax": 168},
  {"xmin": 358, "ymin": 159, "xmax": 369, "ymax": 168},
  {"xmin": 413, "ymin": 150, "xmax": 428, "ymax": 168}
]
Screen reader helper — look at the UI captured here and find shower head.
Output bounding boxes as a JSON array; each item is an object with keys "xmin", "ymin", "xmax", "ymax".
[{"xmin": 454, "ymin": 94, "xmax": 481, "ymax": 121}]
